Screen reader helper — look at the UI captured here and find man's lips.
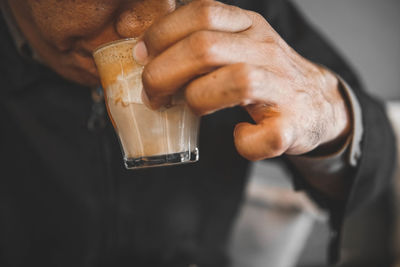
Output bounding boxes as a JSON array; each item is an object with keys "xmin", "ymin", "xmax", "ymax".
[{"xmin": 71, "ymin": 50, "xmax": 100, "ymax": 79}]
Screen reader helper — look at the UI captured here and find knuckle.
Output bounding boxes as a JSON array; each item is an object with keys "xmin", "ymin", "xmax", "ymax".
[
  {"xmin": 236, "ymin": 145, "xmax": 263, "ymax": 162},
  {"xmin": 185, "ymin": 84, "xmax": 207, "ymax": 116},
  {"xmin": 184, "ymin": 85, "xmax": 198, "ymax": 108},
  {"xmin": 195, "ymin": 0, "xmax": 219, "ymax": 26},
  {"xmin": 235, "ymin": 121, "xmax": 291, "ymax": 161},
  {"xmin": 264, "ymin": 42, "xmax": 282, "ymax": 61},
  {"xmin": 233, "ymin": 63, "xmax": 260, "ymax": 100},
  {"xmin": 186, "ymin": 103, "xmax": 203, "ymax": 116},
  {"xmin": 144, "ymin": 28, "xmax": 162, "ymax": 54},
  {"xmin": 268, "ymin": 138, "xmax": 285, "ymax": 157},
  {"xmin": 246, "ymin": 11, "xmax": 275, "ymax": 37},
  {"xmin": 142, "ymin": 66, "xmax": 162, "ymax": 96},
  {"xmin": 267, "ymin": 129, "xmax": 289, "ymax": 158},
  {"xmin": 187, "ymin": 31, "xmax": 217, "ymax": 65},
  {"xmin": 247, "ymin": 10, "xmax": 264, "ymax": 22},
  {"xmin": 273, "ymin": 43, "xmax": 286, "ymax": 59},
  {"xmin": 244, "ymin": 152, "xmax": 262, "ymax": 162},
  {"xmin": 234, "ymin": 124, "xmax": 262, "ymax": 161}
]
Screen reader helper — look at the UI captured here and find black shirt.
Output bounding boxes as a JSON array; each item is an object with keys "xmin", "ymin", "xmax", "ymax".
[{"xmin": 0, "ymin": 1, "xmax": 396, "ymax": 266}]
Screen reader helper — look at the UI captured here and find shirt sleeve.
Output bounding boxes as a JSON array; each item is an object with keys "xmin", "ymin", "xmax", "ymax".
[
  {"xmin": 285, "ymin": 75, "xmax": 396, "ymax": 264},
  {"xmin": 284, "ymin": 75, "xmax": 365, "ymax": 263},
  {"xmin": 286, "ymin": 75, "xmax": 363, "ymax": 197}
]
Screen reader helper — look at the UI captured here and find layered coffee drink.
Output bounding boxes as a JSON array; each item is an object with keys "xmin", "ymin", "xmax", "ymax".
[{"xmin": 93, "ymin": 38, "xmax": 199, "ymax": 169}]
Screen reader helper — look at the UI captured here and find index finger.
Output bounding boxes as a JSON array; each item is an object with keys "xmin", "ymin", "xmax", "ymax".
[{"xmin": 143, "ymin": 0, "xmax": 252, "ymax": 56}]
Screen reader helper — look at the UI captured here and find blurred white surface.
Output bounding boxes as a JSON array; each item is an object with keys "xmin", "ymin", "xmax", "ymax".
[
  {"xmin": 387, "ymin": 101, "xmax": 400, "ymax": 267},
  {"xmin": 229, "ymin": 162, "xmax": 327, "ymax": 267}
]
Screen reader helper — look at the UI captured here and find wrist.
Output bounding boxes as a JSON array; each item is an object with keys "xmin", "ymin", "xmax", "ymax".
[{"xmin": 315, "ymin": 67, "xmax": 352, "ymax": 156}]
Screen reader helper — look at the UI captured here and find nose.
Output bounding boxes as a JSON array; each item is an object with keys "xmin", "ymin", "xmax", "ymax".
[
  {"xmin": 78, "ymin": 24, "xmax": 121, "ymax": 55},
  {"xmin": 82, "ymin": 0, "xmax": 176, "ymax": 54},
  {"xmin": 115, "ymin": 0, "xmax": 176, "ymax": 38}
]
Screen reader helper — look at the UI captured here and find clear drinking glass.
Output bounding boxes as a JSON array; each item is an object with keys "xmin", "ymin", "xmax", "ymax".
[{"xmin": 93, "ymin": 38, "xmax": 200, "ymax": 169}]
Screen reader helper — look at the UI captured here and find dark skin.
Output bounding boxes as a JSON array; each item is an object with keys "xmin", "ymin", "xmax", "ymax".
[{"xmin": 8, "ymin": 0, "xmax": 351, "ymax": 200}]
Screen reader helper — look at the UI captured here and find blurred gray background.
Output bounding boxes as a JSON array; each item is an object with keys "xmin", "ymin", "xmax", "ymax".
[
  {"xmin": 292, "ymin": 0, "xmax": 400, "ymax": 100},
  {"xmin": 246, "ymin": 1, "xmax": 400, "ymax": 266}
]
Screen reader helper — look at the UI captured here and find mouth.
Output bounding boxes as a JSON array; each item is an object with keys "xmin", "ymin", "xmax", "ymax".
[
  {"xmin": 75, "ymin": 47, "xmax": 94, "ymax": 59},
  {"xmin": 69, "ymin": 50, "xmax": 100, "ymax": 80}
]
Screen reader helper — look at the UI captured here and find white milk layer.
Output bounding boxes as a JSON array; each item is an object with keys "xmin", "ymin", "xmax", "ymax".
[{"xmin": 105, "ymin": 69, "xmax": 199, "ymax": 159}]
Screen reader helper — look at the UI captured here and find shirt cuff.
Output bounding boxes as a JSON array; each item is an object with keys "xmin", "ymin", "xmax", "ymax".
[{"xmin": 339, "ymin": 76, "xmax": 363, "ymax": 167}]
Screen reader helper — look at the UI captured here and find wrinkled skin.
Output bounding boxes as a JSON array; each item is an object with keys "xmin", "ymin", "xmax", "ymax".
[{"xmin": 9, "ymin": 0, "xmax": 351, "ymax": 198}]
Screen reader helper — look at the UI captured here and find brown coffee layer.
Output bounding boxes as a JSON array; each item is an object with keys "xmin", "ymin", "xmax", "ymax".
[{"xmin": 93, "ymin": 39, "xmax": 140, "ymax": 89}]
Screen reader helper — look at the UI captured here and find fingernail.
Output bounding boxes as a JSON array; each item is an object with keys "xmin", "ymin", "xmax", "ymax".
[{"xmin": 133, "ymin": 41, "xmax": 148, "ymax": 65}]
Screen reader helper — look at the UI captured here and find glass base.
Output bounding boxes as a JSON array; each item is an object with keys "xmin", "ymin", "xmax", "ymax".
[{"xmin": 124, "ymin": 148, "xmax": 199, "ymax": 169}]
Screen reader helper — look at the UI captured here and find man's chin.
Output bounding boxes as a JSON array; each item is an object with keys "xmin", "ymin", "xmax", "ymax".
[{"xmin": 76, "ymin": 78, "xmax": 101, "ymax": 88}]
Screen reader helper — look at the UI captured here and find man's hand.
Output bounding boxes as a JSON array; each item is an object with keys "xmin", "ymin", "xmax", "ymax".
[{"xmin": 134, "ymin": 0, "xmax": 350, "ymax": 161}]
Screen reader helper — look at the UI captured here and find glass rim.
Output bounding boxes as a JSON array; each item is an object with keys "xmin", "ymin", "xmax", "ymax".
[{"xmin": 92, "ymin": 37, "xmax": 139, "ymax": 56}]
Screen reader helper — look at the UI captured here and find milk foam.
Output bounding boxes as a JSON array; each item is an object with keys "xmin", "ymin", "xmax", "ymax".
[
  {"xmin": 106, "ymin": 66, "xmax": 185, "ymax": 106},
  {"xmin": 107, "ymin": 67, "xmax": 144, "ymax": 104}
]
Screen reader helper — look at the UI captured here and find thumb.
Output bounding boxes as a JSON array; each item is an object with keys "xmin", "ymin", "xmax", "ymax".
[{"xmin": 132, "ymin": 40, "xmax": 149, "ymax": 65}]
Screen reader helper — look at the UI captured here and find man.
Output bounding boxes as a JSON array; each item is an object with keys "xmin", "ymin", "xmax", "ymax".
[{"xmin": 0, "ymin": 0, "xmax": 395, "ymax": 266}]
